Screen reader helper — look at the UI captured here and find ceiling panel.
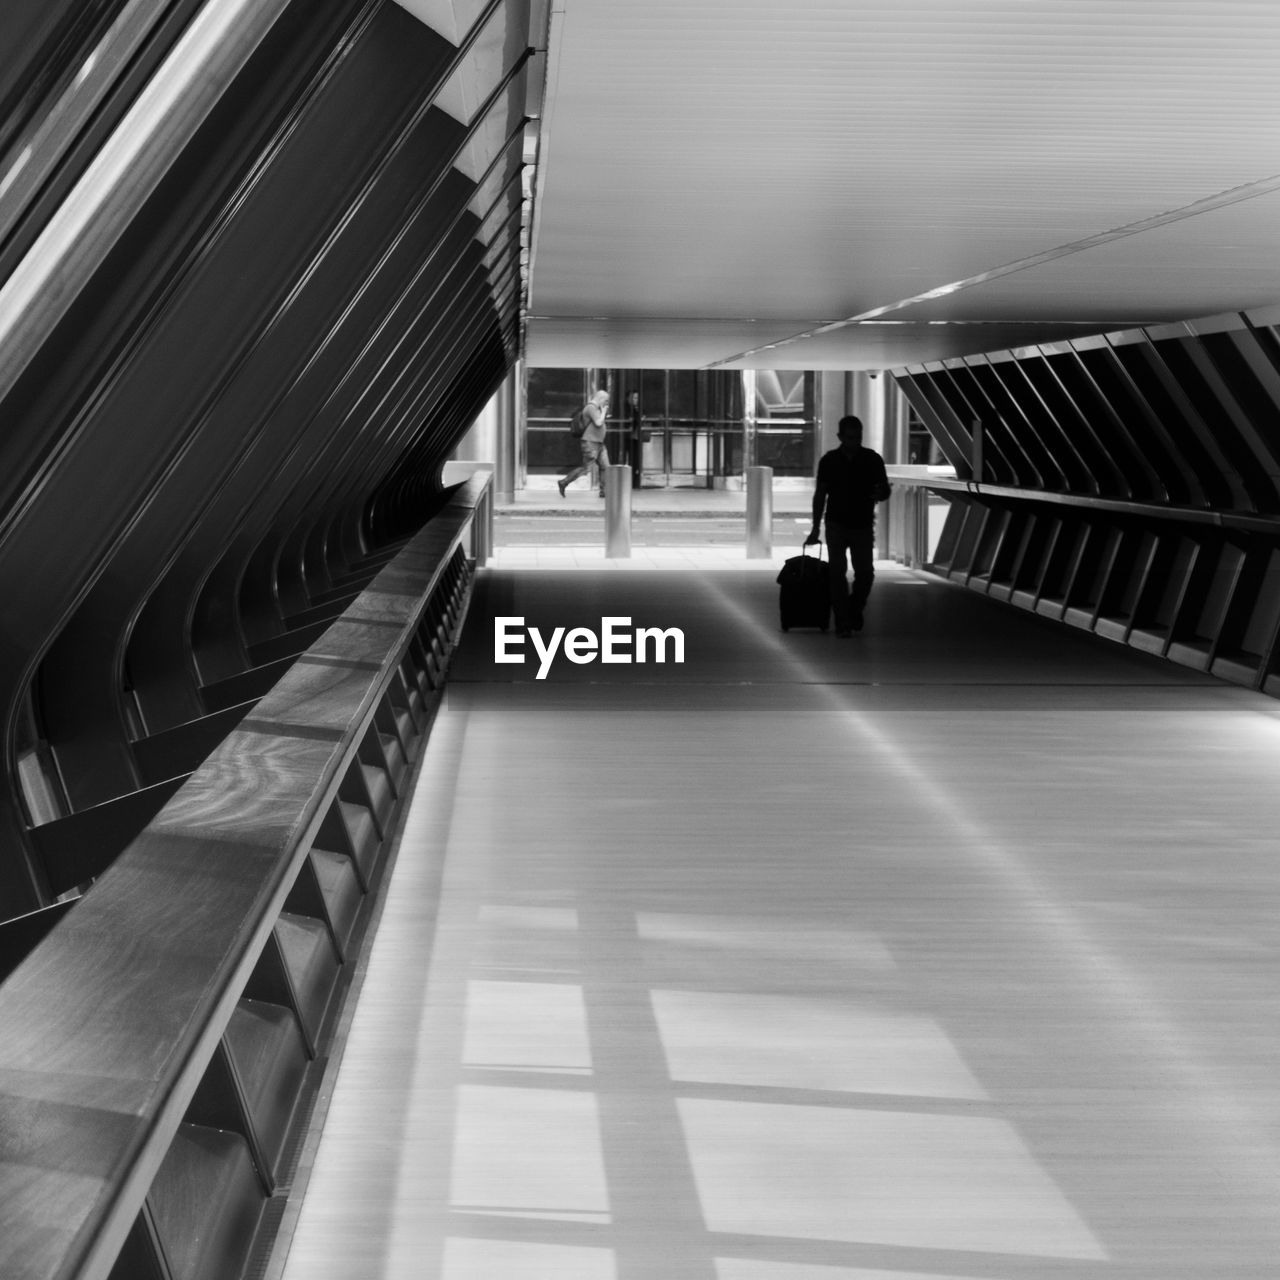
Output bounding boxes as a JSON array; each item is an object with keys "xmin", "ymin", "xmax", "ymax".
[
  {"xmin": 713, "ymin": 321, "xmax": 1126, "ymax": 371},
  {"xmin": 886, "ymin": 189, "xmax": 1280, "ymax": 323},
  {"xmin": 524, "ymin": 317, "xmax": 822, "ymax": 367},
  {"xmin": 527, "ymin": 0, "xmax": 1280, "ymax": 368}
]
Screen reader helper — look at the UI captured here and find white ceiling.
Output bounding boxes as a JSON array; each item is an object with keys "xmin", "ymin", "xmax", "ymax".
[{"xmin": 524, "ymin": 0, "xmax": 1280, "ymax": 369}]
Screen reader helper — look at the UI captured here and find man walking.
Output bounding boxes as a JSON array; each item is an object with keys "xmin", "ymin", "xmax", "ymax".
[
  {"xmin": 559, "ymin": 388, "xmax": 611, "ymax": 497},
  {"xmin": 805, "ymin": 415, "xmax": 891, "ymax": 636}
]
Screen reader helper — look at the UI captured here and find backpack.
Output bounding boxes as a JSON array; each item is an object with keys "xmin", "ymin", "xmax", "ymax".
[{"xmin": 568, "ymin": 405, "xmax": 590, "ymax": 438}]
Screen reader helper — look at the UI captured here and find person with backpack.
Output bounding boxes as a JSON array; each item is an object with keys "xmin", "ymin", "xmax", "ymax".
[{"xmin": 558, "ymin": 388, "xmax": 611, "ymax": 497}]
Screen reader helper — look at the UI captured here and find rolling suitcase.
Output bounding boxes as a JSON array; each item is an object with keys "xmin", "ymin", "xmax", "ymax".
[{"xmin": 776, "ymin": 543, "xmax": 830, "ymax": 632}]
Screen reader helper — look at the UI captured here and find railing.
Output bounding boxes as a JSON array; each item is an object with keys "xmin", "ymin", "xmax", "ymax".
[
  {"xmin": 882, "ymin": 467, "xmax": 1280, "ymax": 697},
  {"xmin": 882, "ymin": 466, "xmax": 956, "ymax": 567},
  {"xmin": 882, "ymin": 464, "xmax": 1260, "ymax": 569},
  {"xmin": 0, "ymin": 471, "xmax": 490, "ymax": 1280}
]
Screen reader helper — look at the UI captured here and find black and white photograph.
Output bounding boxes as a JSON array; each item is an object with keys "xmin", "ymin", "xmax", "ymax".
[{"xmin": 2, "ymin": 2, "xmax": 1280, "ymax": 1277}]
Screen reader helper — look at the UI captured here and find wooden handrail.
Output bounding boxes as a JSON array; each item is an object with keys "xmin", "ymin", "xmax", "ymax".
[{"xmin": 0, "ymin": 471, "xmax": 489, "ymax": 1280}]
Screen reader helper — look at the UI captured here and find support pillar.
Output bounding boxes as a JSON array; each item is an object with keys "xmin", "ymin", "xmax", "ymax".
[
  {"xmin": 605, "ymin": 466, "xmax": 632, "ymax": 558},
  {"xmin": 450, "ymin": 366, "xmax": 517, "ymax": 503},
  {"xmin": 495, "ymin": 366, "xmax": 517, "ymax": 502},
  {"xmin": 819, "ymin": 371, "xmax": 890, "ymax": 457},
  {"xmin": 746, "ymin": 466, "xmax": 773, "ymax": 559},
  {"xmin": 883, "ymin": 377, "xmax": 910, "ymax": 465}
]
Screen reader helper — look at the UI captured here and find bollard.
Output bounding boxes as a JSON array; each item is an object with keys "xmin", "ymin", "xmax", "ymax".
[
  {"xmin": 745, "ymin": 465, "xmax": 773, "ymax": 558},
  {"xmin": 605, "ymin": 465, "xmax": 632, "ymax": 558}
]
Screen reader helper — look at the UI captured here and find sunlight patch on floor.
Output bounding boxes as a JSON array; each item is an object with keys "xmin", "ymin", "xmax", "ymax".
[
  {"xmin": 680, "ymin": 1098, "xmax": 1107, "ymax": 1260},
  {"xmin": 463, "ymin": 980, "xmax": 592, "ymax": 1075},
  {"xmin": 442, "ymin": 1238, "xmax": 617, "ymax": 1279},
  {"xmin": 651, "ymin": 989, "xmax": 988, "ymax": 1100},
  {"xmin": 450, "ymin": 1084, "xmax": 610, "ymax": 1224}
]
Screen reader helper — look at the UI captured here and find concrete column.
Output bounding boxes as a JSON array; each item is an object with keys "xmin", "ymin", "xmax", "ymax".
[
  {"xmin": 746, "ymin": 466, "xmax": 773, "ymax": 559},
  {"xmin": 452, "ymin": 391, "xmax": 498, "ymax": 465},
  {"xmin": 844, "ymin": 371, "xmax": 888, "ymax": 453},
  {"xmin": 742, "ymin": 369, "xmax": 758, "ymax": 471},
  {"xmin": 605, "ymin": 466, "xmax": 632, "ymax": 558},
  {"xmin": 819, "ymin": 371, "xmax": 891, "ymax": 456},
  {"xmin": 450, "ymin": 367, "xmax": 518, "ymax": 502},
  {"xmin": 882, "ymin": 377, "xmax": 911, "ymax": 465},
  {"xmin": 495, "ymin": 366, "xmax": 518, "ymax": 501}
]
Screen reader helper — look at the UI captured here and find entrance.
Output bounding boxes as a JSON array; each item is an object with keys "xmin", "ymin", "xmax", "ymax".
[
  {"xmin": 614, "ymin": 369, "xmax": 744, "ymax": 489},
  {"xmin": 522, "ymin": 367, "xmax": 818, "ymax": 489},
  {"xmin": 633, "ymin": 421, "xmax": 737, "ymax": 488}
]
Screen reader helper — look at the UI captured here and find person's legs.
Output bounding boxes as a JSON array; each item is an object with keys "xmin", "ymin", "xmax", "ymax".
[
  {"xmin": 591, "ymin": 442, "xmax": 610, "ymax": 496},
  {"xmin": 825, "ymin": 522, "xmax": 853, "ymax": 633},
  {"xmin": 560, "ymin": 441, "xmax": 595, "ymax": 493},
  {"xmin": 848, "ymin": 527, "xmax": 875, "ymax": 624}
]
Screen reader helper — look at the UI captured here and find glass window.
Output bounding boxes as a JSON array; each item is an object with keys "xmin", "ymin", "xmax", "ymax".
[
  {"xmin": 754, "ymin": 370, "xmax": 816, "ymax": 476},
  {"xmin": 524, "ymin": 366, "xmax": 817, "ymax": 480},
  {"xmin": 754, "ymin": 370, "xmax": 809, "ymax": 422},
  {"xmin": 907, "ymin": 404, "xmax": 938, "ymax": 464},
  {"xmin": 527, "ymin": 368, "xmax": 585, "ymax": 421},
  {"xmin": 667, "ymin": 371, "xmax": 699, "ymax": 420},
  {"xmin": 640, "ymin": 370, "xmax": 665, "ymax": 412}
]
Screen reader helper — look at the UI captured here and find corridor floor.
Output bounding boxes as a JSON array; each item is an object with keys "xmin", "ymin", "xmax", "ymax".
[{"xmin": 277, "ymin": 564, "xmax": 1280, "ymax": 1279}]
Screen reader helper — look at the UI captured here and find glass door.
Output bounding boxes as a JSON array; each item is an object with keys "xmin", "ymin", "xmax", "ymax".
[{"xmin": 614, "ymin": 369, "xmax": 744, "ymax": 487}]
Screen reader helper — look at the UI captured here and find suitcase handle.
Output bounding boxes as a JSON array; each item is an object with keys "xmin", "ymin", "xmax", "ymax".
[{"xmin": 802, "ymin": 540, "xmax": 824, "ymax": 561}]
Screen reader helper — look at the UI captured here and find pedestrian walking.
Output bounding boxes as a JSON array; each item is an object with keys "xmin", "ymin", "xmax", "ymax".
[
  {"xmin": 805, "ymin": 415, "xmax": 891, "ymax": 636},
  {"xmin": 559, "ymin": 388, "xmax": 611, "ymax": 497}
]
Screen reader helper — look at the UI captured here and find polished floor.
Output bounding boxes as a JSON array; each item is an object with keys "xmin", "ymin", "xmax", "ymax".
[{"xmin": 277, "ymin": 565, "xmax": 1280, "ymax": 1279}]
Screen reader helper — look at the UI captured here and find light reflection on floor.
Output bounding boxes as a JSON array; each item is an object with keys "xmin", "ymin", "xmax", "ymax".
[
  {"xmin": 678, "ymin": 1096, "xmax": 1104, "ymax": 1258},
  {"xmin": 463, "ymin": 980, "xmax": 593, "ymax": 1075},
  {"xmin": 450, "ymin": 1083, "xmax": 610, "ymax": 1225},
  {"xmin": 649, "ymin": 988, "xmax": 989, "ymax": 1099},
  {"xmin": 279, "ymin": 569, "xmax": 1280, "ymax": 1280},
  {"xmin": 442, "ymin": 1238, "xmax": 617, "ymax": 1278},
  {"xmin": 442, "ymin": 894, "xmax": 1106, "ymax": 1274}
]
